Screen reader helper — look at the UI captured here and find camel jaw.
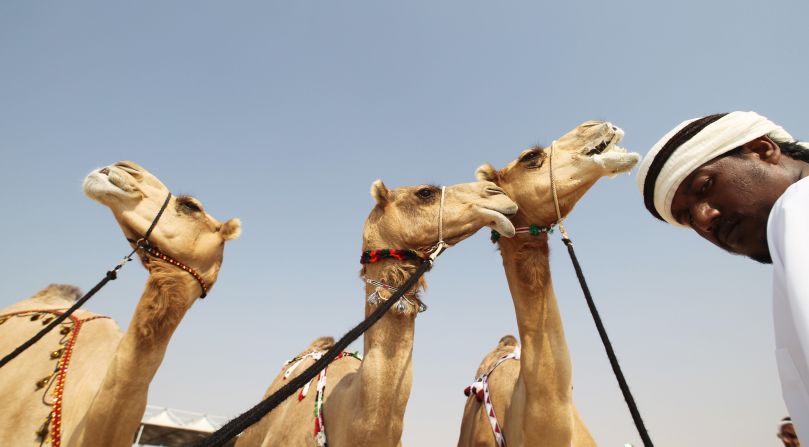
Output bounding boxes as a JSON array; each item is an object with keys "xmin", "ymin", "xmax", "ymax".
[{"xmin": 592, "ymin": 149, "xmax": 641, "ymax": 175}]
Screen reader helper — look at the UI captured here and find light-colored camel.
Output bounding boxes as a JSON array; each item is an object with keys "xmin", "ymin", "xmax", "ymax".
[
  {"xmin": 237, "ymin": 180, "xmax": 518, "ymax": 447},
  {"xmin": 458, "ymin": 121, "xmax": 640, "ymax": 447},
  {"xmin": 0, "ymin": 161, "xmax": 240, "ymax": 446}
]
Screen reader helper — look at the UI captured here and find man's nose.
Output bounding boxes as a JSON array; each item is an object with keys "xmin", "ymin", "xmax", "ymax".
[{"xmin": 691, "ymin": 201, "xmax": 719, "ymax": 234}]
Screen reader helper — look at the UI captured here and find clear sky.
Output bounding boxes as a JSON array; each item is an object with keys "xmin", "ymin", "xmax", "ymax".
[{"xmin": 1, "ymin": 1, "xmax": 807, "ymax": 446}]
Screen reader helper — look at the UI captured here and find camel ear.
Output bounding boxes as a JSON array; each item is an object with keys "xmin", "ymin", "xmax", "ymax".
[
  {"xmin": 371, "ymin": 179, "xmax": 389, "ymax": 206},
  {"xmin": 476, "ymin": 164, "xmax": 499, "ymax": 183},
  {"xmin": 220, "ymin": 218, "xmax": 242, "ymax": 241},
  {"xmin": 498, "ymin": 335, "xmax": 518, "ymax": 347}
]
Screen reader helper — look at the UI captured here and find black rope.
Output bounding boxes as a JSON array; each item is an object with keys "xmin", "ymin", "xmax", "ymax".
[
  {"xmin": 195, "ymin": 258, "xmax": 434, "ymax": 447},
  {"xmin": 0, "ymin": 192, "xmax": 172, "ymax": 370},
  {"xmin": 561, "ymin": 237, "xmax": 654, "ymax": 447}
]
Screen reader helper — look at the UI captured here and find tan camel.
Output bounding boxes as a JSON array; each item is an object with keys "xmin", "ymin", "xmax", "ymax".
[
  {"xmin": 458, "ymin": 121, "xmax": 640, "ymax": 447},
  {"xmin": 237, "ymin": 180, "xmax": 518, "ymax": 447},
  {"xmin": 0, "ymin": 161, "xmax": 241, "ymax": 447}
]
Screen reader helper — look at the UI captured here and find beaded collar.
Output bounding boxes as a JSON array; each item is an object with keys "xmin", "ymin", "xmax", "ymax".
[
  {"xmin": 141, "ymin": 244, "xmax": 209, "ymax": 298},
  {"xmin": 360, "ymin": 249, "xmax": 426, "ymax": 265},
  {"xmin": 490, "ymin": 224, "xmax": 555, "ymax": 243}
]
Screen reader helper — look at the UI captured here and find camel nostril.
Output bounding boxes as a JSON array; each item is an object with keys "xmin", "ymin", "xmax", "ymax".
[
  {"xmin": 99, "ymin": 167, "xmax": 110, "ymax": 175},
  {"xmin": 485, "ymin": 187, "xmax": 506, "ymax": 196}
]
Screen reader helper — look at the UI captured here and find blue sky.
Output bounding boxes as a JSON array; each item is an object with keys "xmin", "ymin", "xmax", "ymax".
[{"xmin": 2, "ymin": 1, "xmax": 807, "ymax": 445}]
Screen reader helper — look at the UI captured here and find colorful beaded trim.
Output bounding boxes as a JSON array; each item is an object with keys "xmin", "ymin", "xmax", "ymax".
[
  {"xmin": 360, "ymin": 249, "xmax": 425, "ymax": 265},
  {"xmin": 0, "ymin": 309, "xmax": 110, "ymax": 447},
  {"xmin": 490, "ymin": 224, "xmax": 555, "ymax": 243},
  {"xmin": 280, "ymin": 349, "xmax": 362, "ymax": 447},
  {"xmin": 312, "ymin": 351, "xmax": 362, "ymax": 447},
  {"xmin": 463, "ymin": 346, "xmax": 521, "ymax": 447},
  {"xmin": 143, "ymin": 245, "xmax": 209, "ymax": 298}
]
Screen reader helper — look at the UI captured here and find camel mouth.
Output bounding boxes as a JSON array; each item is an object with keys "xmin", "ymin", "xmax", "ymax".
[
  {"xmin": 83, "ymin": 166, "xmax": 140, "ymax": 203},
  {"xmin": 583, "ymin": 126, "xmax": 624, "ymax": 157},
  {"xmin": 580, "ymin": 126, "xmax": 640, "ymax": 174}
]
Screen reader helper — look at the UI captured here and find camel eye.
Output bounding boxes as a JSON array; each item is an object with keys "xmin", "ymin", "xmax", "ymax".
[
  {"xmin": 416, "ymin": 188, "xmax": 434, "ymax": 199},
  {"xmin": 178, "ymin": 199, "xmax": 202, "ymax": 213},
  {"xmin": 520, "ymin": 151, "xmax": 541, "ymax": 163}
]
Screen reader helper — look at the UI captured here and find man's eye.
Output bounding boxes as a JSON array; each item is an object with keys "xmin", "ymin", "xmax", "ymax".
[{"xmin": 700, "ymin": 177, "xmax": 713, "ymax": 194}]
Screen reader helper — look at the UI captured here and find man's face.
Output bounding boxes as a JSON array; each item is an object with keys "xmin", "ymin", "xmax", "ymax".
[
  {"xmin": 779, "ymin": 423, "xmax": 800, "ymax": 446},
  {"xmin": 669, "ymin": 138, "xmax": 791, "ymax": 263}
]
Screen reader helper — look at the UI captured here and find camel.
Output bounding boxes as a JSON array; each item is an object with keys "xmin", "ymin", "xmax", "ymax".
[
  {"xmin": 236, "ymin": 179, "xmax": 519, "ymax": 447},
  {"xmin": 457, "ymin": 121, "xmax": 640, "ymax": 447},
  {"xmin": 0, "ymin": 160, "xmax": 241, "ymax": 447}
]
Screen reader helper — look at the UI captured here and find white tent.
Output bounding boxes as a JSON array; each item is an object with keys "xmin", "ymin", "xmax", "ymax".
[{"xmin": 133, "ymin": 405, "xmax": 234, "ymax": 447}]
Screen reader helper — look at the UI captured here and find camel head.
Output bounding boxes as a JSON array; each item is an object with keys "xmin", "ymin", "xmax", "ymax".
[
  {"xmin": 476, "ymin": 121, "xmax": 640, "ymax": 226},
  {"xmin": 83, "ymin": 161, "xmax": 241, "ymax": 291},
  {"xmin": 362, "ymin": 180, "xmax": 518, "ymax": 252}
]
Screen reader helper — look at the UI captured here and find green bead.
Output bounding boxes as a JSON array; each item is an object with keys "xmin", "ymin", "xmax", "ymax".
[
  {"xmin": 529, "ymin": 224, "xmax": 540, "ymax": 235},
  {"xmin": 490, "ymin": 230, "xmax": 501, "ymax": 243}
]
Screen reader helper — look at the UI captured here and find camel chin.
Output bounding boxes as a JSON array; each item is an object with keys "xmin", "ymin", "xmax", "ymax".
[
  {"xmin": 480, "ymin": 208, "xmax": 516, "ymax": 237},
  {"xmin": 592, "ymin": 148, "xmax": 641, "ymax": 176}
]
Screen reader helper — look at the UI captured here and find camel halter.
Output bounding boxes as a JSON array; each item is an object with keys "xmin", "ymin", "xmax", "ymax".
[
  {"xmin": 197, "ymin": 187, "xmax": 452, "ymax": 447},
  {"xmin": 360, "ymin": 186, "xmax": 447, "ymax": 314},
  {"xmin": 0, "ymin": 192, "xmax": 173, "ymax": 370}
]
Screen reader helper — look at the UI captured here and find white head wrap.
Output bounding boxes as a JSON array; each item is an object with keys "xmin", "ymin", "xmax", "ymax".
[{"xmin": 636, "ymin": 111, "xmax": 798, "ymax": 226}]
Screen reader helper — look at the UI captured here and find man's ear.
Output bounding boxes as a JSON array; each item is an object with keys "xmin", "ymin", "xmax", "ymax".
[{"xmin": 742, "ymin": 135, "xmax": 781, "ymax": 164}]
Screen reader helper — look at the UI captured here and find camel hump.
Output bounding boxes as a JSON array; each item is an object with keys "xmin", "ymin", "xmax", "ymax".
[
  {"xmin": 31, "ymin": 284, "xmax": 83, "ymax": 304},
  {"xmin": 497, "ymin": 335, "xmax": 518, "ymax": 347},
  {"xmin": 308, "ymin": 336, "xmax": 335, "ymax": 351}
]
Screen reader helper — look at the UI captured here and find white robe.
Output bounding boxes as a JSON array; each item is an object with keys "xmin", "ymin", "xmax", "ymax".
[{"xmin": 769, "ymin": 175, "xmax": 809, "ymax": 440}]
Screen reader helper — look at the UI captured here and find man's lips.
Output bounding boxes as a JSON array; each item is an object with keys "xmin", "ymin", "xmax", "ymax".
[{"xmin": 715, "ymin": 216, "xmax": 740, "ymax": 248}]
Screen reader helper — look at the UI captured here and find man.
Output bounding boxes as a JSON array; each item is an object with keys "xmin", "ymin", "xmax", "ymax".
[
  {"xmin": 780, "ymin": 417, "xmax": 801, "ymax": 447},
  {"xmin": 636, "ymin": 111, "xmax": 809, "ymax": 439}
]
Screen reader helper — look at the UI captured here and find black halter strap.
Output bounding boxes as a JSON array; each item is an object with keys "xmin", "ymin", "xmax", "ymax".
[{"xmin": 128, "ymin": 192, "xmax": 173, "ymax": 251}]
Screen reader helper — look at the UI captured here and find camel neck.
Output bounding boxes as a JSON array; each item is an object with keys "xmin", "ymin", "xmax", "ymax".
[
  {"xmin": 69, "ymin": 262, "xmax": 200, "ymax": 447},
  {"xmin": 354, "ymin": 259, "xmax": 423, "ymax": 441},
  {"xmin": 497, "ymin": 234, "xmax": 572, "ymax": 436}
]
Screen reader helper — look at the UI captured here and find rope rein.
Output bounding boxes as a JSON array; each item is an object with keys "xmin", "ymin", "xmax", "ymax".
[
  {"xmin": 547, "ymin": 141, "xmax": 654, "ymax": 447},
  {"xmin": 0, "ymin": 192, "xmax": 172, "ymax": 370},
  {"xmin": 195, "ymin": 187, "xmax": 451, "ymax": 447}
]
